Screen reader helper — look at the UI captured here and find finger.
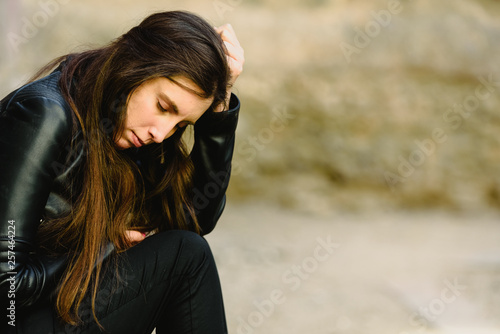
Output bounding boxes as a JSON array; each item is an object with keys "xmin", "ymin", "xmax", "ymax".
[
  {"xmin": 227, "ymin": 56, "xmax": 243, "ymax": 79},
  {"xmin": 220, "ymin": 30, "xmax": 241, "ymax": 49},
  {"xmin": 219, "ymin": 24, "xmax": 236, "ymax": 40},
  {"xmin": 222, "ymin": 23, "xmax": 235, "ymax": 34},
  {"xmin": 223, "ymin": 41, "xmax": 244, "ymax": 62},
  {"xmin": 215, "ymin": 23, "xmax": 235, "ymax": 35},
  {"xmin": 215, "ymin": 24, "xmax": 241, "ymax": 47}
]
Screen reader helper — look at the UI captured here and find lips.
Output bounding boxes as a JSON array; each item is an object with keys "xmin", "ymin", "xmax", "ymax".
[{"xmin": 131, "ymin": 132, "xmax": 144, "ymax": 148}]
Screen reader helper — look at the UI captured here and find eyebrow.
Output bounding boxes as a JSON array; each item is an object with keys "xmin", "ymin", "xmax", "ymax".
[
  {"xmin": 159, "ymin": 92, "xmax": 179, "ymax": 114},
  {"xmin": 159, "ymin": 92, "xmax": 195, "ymax": 125}
]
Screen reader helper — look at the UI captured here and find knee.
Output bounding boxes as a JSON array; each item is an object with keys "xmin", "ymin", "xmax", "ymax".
[
  {"xmin": 157, "ymin": 230, "xmax": 215, "ymax": 277},
  {"xmin": 178, "ymin": 231, "xmax": 213, "ymax": 264},
  {"xmin": 177, "ymin": 230, "xmax": 211, "ymax": 256}
]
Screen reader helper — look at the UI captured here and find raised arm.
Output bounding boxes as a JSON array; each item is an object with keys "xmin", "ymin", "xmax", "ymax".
[
  {"xmin": 190, "ymin": 94, "xmax": 240, "ymax": 234},
  {"xmin": 190, "ymin": 23, "xmax": 244, "ymax": 234}
]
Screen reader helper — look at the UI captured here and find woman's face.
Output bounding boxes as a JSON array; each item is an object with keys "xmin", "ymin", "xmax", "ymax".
[{"xmin": 115, "ymin": 76, "xmax": 213, "ymax": 150}]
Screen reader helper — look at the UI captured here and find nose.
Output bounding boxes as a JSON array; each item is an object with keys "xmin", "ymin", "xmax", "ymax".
[{"xmin": 149, "ymin": 121, "xmax": 177, "ymax": 143}]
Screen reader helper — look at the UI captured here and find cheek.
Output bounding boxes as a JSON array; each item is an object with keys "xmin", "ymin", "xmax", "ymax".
[
  {"xmin": 125, "ymin": 92, "xmax": 150, "ymax": 123},
  {"xmin": 123, "ymin": 104, "xmax": 135, "ymax": 126},
  {"xmin": 125, "ymin": 104, "xmax": 150, "ymax": 127}
]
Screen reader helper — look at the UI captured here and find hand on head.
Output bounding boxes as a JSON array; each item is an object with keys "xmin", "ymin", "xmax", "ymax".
[
  {"xmin": 214, "ymin": 24, "xmax": 245, "ymax": 112},
  {"xmin": 215, "ymin": 24, "xmax": 245, "ymax": 87}
]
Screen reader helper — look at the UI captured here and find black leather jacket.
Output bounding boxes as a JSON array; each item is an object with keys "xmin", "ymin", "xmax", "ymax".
[{"xmin": 0, "ymin": 68, "xmax": 239, "ymax": 311}]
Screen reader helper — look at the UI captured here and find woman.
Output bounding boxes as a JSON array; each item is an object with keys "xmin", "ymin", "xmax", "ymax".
[{"xmin": 0, "ymin": 10, "xmax": 244, "ymax": 334}]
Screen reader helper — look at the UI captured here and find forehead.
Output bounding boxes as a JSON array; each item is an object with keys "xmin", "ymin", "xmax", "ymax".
[
  {"xmin": 145, "ymin": 76, "xmax": 208, "ymax": 100},
  {"xmin": 142, "ymin": 76, "xmax": 214, "ymax": 122},
  {"xmin": 167, "ymin": 76, "xmax": 207, "ymax": 98},
  {"xmin": 165, "ymin": 76, "xmax": 214, "ymax": 108},
  {"xmin": 131, "ymin": 76, "xmax": 211, "ymax": 103}
]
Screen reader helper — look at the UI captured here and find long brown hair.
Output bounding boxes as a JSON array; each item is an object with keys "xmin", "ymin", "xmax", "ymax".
[{"xmin": 35, "ymin": 11, "xmax": 229, "ymax": 326}]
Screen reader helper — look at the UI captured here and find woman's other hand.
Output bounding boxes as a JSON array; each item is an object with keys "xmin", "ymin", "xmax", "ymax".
[
  {"xmin": 215, "ymin": 24, "xmax": 244, "ymax": 112},
  {"xmin": 125, "ymin": 230, "xmax": 147, "ymax": 245}
]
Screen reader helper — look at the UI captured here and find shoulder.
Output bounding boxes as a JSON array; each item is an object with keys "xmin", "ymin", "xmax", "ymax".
[{"xmin": 0, "ymin": 70, "xmax": 74, "ymax": 144}]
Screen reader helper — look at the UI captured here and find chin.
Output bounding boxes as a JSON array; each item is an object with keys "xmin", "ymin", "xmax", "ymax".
[{"xmin": 114, "ymin": 139, "xmax": 129, "ymax": 150}]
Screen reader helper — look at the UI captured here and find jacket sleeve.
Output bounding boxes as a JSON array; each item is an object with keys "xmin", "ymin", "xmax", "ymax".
[
  {"xmin": 189, "ymin": 93, "xmax": 240, "ymax": 235},
  {"xmin": 0, "ymin": 95, "xmax": 73, "ymax": 309}
]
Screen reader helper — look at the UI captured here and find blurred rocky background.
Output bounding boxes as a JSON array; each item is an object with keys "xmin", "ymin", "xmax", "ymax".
[
  {"xmin": 2, "ymin": 0, "xmax": 500, "ymax": 215},
  {"xmin": 1, "ymin": 1, "xmax": 500, "ymax": 333}
]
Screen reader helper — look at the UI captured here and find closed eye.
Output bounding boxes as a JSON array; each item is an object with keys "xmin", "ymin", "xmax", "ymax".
[
  {"xmin": 157, "ymin": 100, "xmax": 193, "ymax": 129},
  {"xmin": 157, "ymin": 101, "xmax": 168, "ymax": 112}
]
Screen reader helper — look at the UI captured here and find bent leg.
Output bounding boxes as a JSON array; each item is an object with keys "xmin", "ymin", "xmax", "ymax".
[{"xmin": 54, "ymin": 230, "xmax": 227, "ymax": 334}]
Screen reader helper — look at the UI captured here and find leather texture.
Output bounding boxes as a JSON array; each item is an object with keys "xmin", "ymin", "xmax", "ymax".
[{"xmin": 0, "ymin": 68, "xmax": 239, "ymax": 311}]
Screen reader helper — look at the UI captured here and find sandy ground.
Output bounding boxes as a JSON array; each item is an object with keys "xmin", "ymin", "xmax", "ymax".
[{"xmin": 202, "ymin": 203, "xmax": 500, "ymax": 334}]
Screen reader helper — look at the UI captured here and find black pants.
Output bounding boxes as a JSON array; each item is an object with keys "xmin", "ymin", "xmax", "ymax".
[{"xmin": 15, "ymin": 230, "xmax": 227, "ymax": 334}]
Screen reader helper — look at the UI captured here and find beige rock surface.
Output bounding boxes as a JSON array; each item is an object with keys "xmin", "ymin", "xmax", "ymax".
[{"xmin": 206, "ymin": 203, "xmax": 500, "ymax": 334}]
